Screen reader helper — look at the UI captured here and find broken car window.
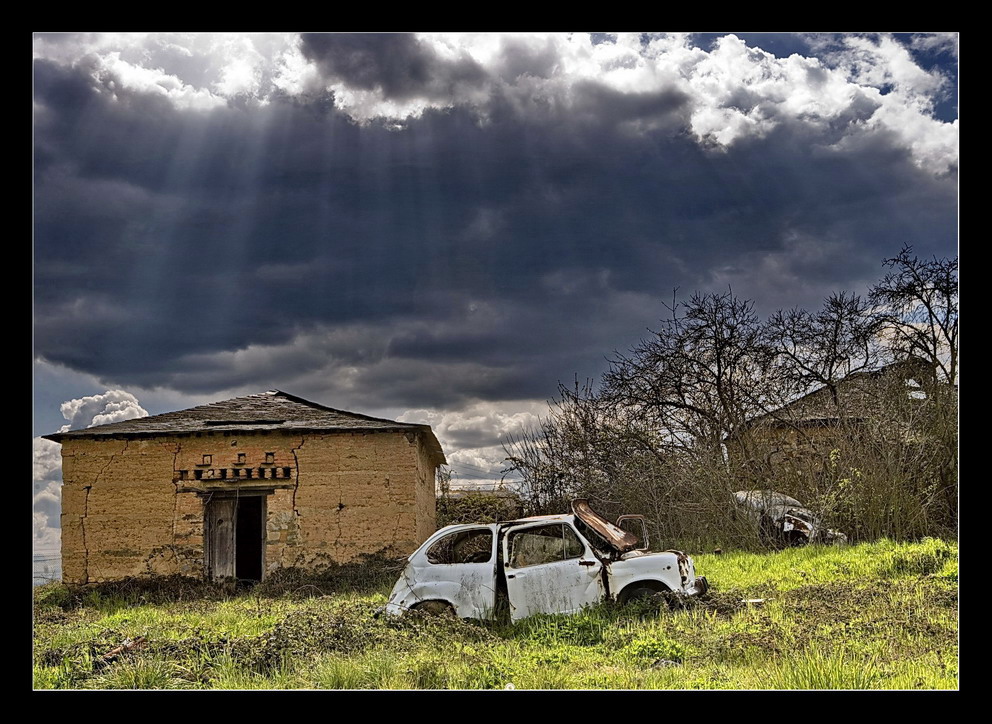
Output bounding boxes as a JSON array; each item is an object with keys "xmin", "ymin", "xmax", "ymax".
[
  {"xmin": 426, "ymin": 529, "xmax": 493, "ymax": 564},
  {"xmin": 508, "ymin": 524, "xmax": 585, "ymax": 568}
]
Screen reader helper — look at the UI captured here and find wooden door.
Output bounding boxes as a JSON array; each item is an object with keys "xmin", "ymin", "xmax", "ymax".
[{"xmin": 205, "ymin": 497, "xmax": 237, "ymax": 581}]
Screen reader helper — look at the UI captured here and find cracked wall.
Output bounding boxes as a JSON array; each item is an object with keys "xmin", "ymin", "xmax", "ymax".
[
  {"xmin": 287, "ymin": 430, "xmax": 432, "ymax": 570},
  {"xmin": 60, "ymin": 437, "xmax": 183, "ymax": 583},
  {"xmin": 58, "ymin": 429, "xmax": 440, "ymax": 583}
]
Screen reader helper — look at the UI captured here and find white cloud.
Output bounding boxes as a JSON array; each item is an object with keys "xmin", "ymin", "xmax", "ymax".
[
  {"xmin": 33, "ymin": 435, "xmax": 63, "ymax": 484},
  {"xmin": 33, "ymin": 436, "xmax": 65, "ymax": 558},
  {"xmin": 34, "ymin": 512, "xmax": 61, "ymax": 552},
  {"xmin": 270, "ymin": 41, "xmax": 325, "ymax": 97},
  {"xmin": 34, "ymin": 33, "xmax": 304, "ymax": 111},
  {"xmin": 34, "ymin": 32, "xmax": 956, "ymax": 174},
  {"xmin": 97, "ymin": 51, "xmax": 223, "ymax": 110},
  {"xmin": 910, "ymin": 33, "xmax": 958, "ymax": 58},
  {"xmin": 809, "ymin": 33, "xmax": 958, "ymax": 174},
  {"xmin": 829, "ymin": 34, "xmax": 945, "ymax": 100},
  {"xmin": 34, "ymin": 390, "xmax": 150, "ymax": 558},
  {"xmin": 60, "ymin": 389, "xmax": 149, "ymax": 430},
  {"xmin": 397, "ymin": 399, "xmax": 547, "ymax": 488}
]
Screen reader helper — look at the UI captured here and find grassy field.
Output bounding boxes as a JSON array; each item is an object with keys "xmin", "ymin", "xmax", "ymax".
[{"xmin": 32, "ymin": 537, "xmax": 958, "ymax": 690}]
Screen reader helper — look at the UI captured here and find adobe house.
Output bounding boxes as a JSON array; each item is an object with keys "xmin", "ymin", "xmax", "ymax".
[
  {"xmin": 42, "ymin": 391, "xmax": 446, "ymax": 584},
  {"xmin": 726, "ymin": 360, "xmax": 937, "ymax": 478}
]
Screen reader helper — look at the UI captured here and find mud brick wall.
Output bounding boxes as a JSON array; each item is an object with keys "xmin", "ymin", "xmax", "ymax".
[
  {"xmin": 415, "ymin": 434, "xmax": 438, "ymax": 543},
  {"xmin": 58, "ymin": 429, "xmax": 439, "ymax": 584},
  {"xmin": 727, "ymin": 425, "xmax": 850, "ymax": 475},
  {"xmin": 60, "ymin": 437, "xmax": 184, "ymax": 584},
  {"xmin": 275, "ymin": 430, "xmax": 436, "ymax": 571}
]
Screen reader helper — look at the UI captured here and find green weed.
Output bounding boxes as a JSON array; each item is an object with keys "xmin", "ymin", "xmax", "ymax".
[
  {"xmin": 624, "ymin": 635, "xmax": 687, "ymax": 663},
  {"xmin": 87, "ymin": 656, "xmax": 198, "ymax": 690},
  {"xmin": 765, "ymin": 648, "xmax": 881, "ymax": 690}
]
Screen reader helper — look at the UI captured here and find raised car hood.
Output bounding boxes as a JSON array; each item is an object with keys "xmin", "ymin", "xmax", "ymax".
[{"xmin": 571, "ymin": 499, "xmax": 640, "ymax": 553}]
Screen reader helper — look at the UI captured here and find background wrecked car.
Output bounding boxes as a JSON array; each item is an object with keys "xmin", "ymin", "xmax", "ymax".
[
  {"xmin": 384, "ymin": 499, "xmax": 708, "ymax": 621},
  {"xmin": 734, "ymin": 490, "xmax": 848, "ymax": 547}
]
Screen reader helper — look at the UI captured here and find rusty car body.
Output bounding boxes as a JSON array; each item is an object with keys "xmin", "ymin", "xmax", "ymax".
[
  {"xmin": 383, "ymin": 499, "xmax": 708, "ymax": 621},
  {"xmin": 733, "ymin": 490, "xmax": 848, "ymax": 547}
]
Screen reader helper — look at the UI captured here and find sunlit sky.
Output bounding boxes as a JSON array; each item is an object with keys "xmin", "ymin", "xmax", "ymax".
[{"xmin": 33, "ymin": 32, "xmax": 958, "ymax": 556}]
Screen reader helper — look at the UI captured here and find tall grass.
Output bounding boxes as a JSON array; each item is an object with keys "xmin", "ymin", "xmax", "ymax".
[{"xmin": 765, "ymin": 649, "xmax": 881, "ymax": 690}]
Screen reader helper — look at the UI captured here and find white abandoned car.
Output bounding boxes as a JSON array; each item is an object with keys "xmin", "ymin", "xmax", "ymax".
[
  {"xmin": 733, "ymin": 490, "xmax": 848, "ymax": 547},
  {"xmin": 383, "ymin": 499, "xmax": 709, "ymax": 621}
]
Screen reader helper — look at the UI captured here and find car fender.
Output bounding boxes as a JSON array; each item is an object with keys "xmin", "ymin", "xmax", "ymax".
[
  {"xmin": 385, "ymin": 562, "xmax": 498, "ymax": 619},
  {"xmin": 608, "ymin": 551, "xmax": 687, "ymax": 597}
]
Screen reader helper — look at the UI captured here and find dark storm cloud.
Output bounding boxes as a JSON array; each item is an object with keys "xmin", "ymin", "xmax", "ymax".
[
  {"xmin": 33, "ymin": 34, "xmax": 957, "ymax": 416},
  {"xmin": 300, "ymin": 33, "xmax": 488, "ymax": 101},
  {"xmin": 496, "ymin": 37, "xmax": 558, "ymax": 79},
  {"xmin": 569, "ymin": 80, "xmax": 691, "ymax": 130}
]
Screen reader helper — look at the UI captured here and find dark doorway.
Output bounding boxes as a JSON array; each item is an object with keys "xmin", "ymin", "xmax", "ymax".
[
  {"xmin": 235, "ymin": 496, "xmax": 264, "ymax": 582},
  {"xmin": 204, "ymin": 492, "xmax": 267, "ymax": 583}
]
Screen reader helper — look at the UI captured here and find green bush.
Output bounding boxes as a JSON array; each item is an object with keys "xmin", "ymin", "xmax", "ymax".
[{"xmin": 625, "ymin": 636, "xmax": 687, "ymax": 662}]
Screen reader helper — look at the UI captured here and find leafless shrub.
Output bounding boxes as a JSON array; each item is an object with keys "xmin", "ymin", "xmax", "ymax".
[{"xmin": 502, "ymin": 253, "xmax": 957, "ymax": 548}]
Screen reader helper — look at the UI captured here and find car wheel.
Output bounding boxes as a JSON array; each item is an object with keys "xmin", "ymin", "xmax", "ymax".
[
  {"xmin": 619, "ymin": 585, "xmax": 668, "ymax": 606},
  {"xmin": 410, "ymin": 600, "xmax": 456, "ymax": 617}
]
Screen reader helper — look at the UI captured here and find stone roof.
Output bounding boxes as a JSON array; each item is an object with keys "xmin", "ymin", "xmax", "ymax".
[{"xmin": 42, "ymin": 390, "xmax": 446, "ymax": 464}]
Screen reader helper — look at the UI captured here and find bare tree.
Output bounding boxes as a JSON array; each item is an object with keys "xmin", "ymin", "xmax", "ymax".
[
  {"xmin": 503, "ymin": 291, "xmax": 782, "ymax": 548},
  {"xmin": 502, "ymin": 376, "xmax": 755, "ymax": 548},
  {"xmin": 602, "ymin": 290, "xmax": 779, "ymax": 463},
  {"xmin": 502, "ymin": 379, "xmax": 620, "ymax": 515},
  {"xmin": 766, "ymin": 291, "xmax": 883, "ymax": 410},
  {"xmin": 870, "ymin": 246, "xmax": 958, "ymax": 385}
]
